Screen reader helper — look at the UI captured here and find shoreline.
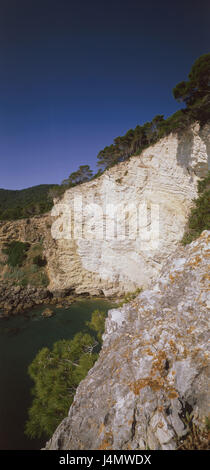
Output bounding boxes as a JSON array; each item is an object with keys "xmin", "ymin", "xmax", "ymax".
[{"xmin": 0, "ymin": 282, "xmax": 120, "ymax": 318}]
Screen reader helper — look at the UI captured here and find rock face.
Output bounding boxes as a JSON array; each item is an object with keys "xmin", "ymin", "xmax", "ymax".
[
  {"xmin": 0, "ymin": 282, "xmax": 52, "ymax": 315},
  {"xmin": 47, "ymin": 122, "xmax": 210, "ymax": 295},
  {"xmin": 0, "ymin": 215, "xmax": 54, "ymax": 314},
  {"xmin": 0, "ymin": 123, "xmax": 209, "ymax": 302},
  {"xmin": 45, "ymin": 231, "xmax": 210, "ymax": 450},
  {"xmin": 0, "ymin": 214, "xmax": 52, "ymax": 246}
]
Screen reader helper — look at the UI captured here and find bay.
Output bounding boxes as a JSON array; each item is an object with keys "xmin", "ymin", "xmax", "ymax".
[{"xmin": 0, "ymin": 299, "xmax": 115, "ymax": 450}]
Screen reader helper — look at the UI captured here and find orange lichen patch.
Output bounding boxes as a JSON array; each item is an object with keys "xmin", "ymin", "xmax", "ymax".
[
  {"xmin": 201, "ymin": 358, "xmax": 209, "ymax": 367},
  {"xmin": 169, "ymin": 339, "xmax": 177, "ymax": 355},
  {"xmin": 187, "ymin": 308, "xmax": 194, "ymax": 315},
  {"xmin": 200, "ymin": 231, "xmax": 210, "ymax": 240},
  {"xmin": 151, "ymin": 350, "xmax": 167, "ymax": 373},
  {"xmin": 121, "ymin": 350, "xmax": 132, "ymax": 361},
  {"xmin": 169, "ymin": 271, "xmax": 182, "ymax": 283},
  {"xmin": 167, "ymin": 390, "xmax": 178, "ymax": 399},
  {"xmin": 169, "ymin": 273, "xmax": 175, "ymax": 283},
  {"xmin": 188, "ymin": 255, "xmax": 202, "ymax": 267},
  {"xmin": 142, "ymin": 348, "xmax": 154, "ymax": 356},
  {"xmin": 142, "ymin": 340, "xmax": 153, "ymax": 346},
  {"xmin": 98, "ymin": 440, "xmax": 113, "ymax": 450},
  {"xmin": 201, "ymin": 272, "xmax": 210, "ymax": 283},
  {"xmin": 183, "ymin": 346, "xmax": 189, "ymax": 359},
  {"xmin": 129, "ymin": 377, "xmax": 164, "ymax": 395},
  {"xmin": 98, "ymin": 431, "xmax": 113, "ymax": 450},
  {"xmin": 129, "ymin": 349, "xmax": 170, "ymax": 395},
  {"xmin": 98, "ymin": 423, "xmax": 105, "ymax": 435},
  {"xmin": 129, "ymin": 378, "xmax": 149, "ymax": 395},
  {"xmin": 187, "ymin": 326, "xmax": 195, "ymax": 333},
  {"xmin": 191, "ymin": 347, "xmax": 201, "ymax": 358},
  {"xmin": 150, "ymin": 378, "xmax": 165, "ymax": 391}
]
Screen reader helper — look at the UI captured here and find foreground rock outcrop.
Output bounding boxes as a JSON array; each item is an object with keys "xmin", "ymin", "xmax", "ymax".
[{"xmin": 45, "ymin": 231, "xmax": 210, "ymax": 450}]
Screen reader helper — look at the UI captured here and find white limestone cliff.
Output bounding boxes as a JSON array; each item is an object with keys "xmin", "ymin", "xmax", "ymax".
[{"xmin": 46, "ymin": 122, "xmax": 209, "ymax": 295}]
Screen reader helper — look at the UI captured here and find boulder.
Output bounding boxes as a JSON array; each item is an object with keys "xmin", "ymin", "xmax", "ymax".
[{"xmin": 42, "ymin": 307, "xmax": 54, "ymax": 318}]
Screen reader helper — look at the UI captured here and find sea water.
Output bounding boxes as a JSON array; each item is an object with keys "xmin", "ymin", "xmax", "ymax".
[{"xmin": 0, "ymin": 299, "xmax": 115, "ymax": 450}]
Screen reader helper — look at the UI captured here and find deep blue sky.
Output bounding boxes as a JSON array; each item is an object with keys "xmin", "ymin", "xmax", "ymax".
[{"xmin": 0, "ymin": 0, "xmax": 209, "ymax": 189}]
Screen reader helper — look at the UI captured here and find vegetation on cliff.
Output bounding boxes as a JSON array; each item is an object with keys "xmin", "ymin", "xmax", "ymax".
[
  {"xmin": 25, "ymin": 309, "xmax": 106, "ymax": 439},
  {"xmin": 2, "ymin": 241, "xmax": 49, "ymax": 288},
  {"xmin": 3, "ymin": 241, "xmax": 30, "ymax": 267},
  {"xmin": 86, "ymin": 309, "xmax": 106, "ymax": 343},
  {"xmin": 96, "ymin": 53, "xmax": 210, "ymax": 170},
  {"xmin": 61, "ymin": 165, "xmax": 93, "ymax": 187},
  {"xmin": 182, "ymin": 171, "xmax": 210, "ymax": 245}
]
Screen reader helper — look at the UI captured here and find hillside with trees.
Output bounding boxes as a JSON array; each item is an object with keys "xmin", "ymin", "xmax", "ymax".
[{"xmin": 0, "ymin": 184, "xmax": 60, "ymax": 220}]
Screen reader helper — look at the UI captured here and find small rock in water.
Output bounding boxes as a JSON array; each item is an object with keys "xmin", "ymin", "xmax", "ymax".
[{"xmin": 42, "ymin": 308, "xmax": 54, "ymax": 318}]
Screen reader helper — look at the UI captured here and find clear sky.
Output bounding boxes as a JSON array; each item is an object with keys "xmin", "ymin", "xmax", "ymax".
[{"xmin": 0, "ymin": 0, "xmax": 209, "ymax": 189}]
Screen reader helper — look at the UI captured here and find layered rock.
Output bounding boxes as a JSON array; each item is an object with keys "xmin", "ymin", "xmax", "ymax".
[
  {"xmin": 0, "ymin": 213, "xmax": 52, "ymax": 246},
  {"xmin": 47, "ymin": 122, "xmax": 210, "ymax": 295},
  {"xmin": 0, "ymin": 123, "xmax": 209, "ymax": 303},
  {"xmin": 0, "ymin": 215, "xmax": 54, "ymax": 314},
  {"xmin": 45, "ymin": 230, "xmax": 210, "ymax": 450}
]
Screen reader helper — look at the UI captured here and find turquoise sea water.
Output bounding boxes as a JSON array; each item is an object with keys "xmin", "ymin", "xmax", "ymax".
[{"xmin": 0, "ymin": 299, "xmax": 115, "ymax": 450}]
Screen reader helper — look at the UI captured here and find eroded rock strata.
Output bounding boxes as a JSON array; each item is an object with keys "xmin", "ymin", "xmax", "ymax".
[
  {"xmin": 46, "ymin": 122, "xmax": 210, "ymax": 295},
  {"xmin": 0, "ymin": 122, "xmax": 209, "ymax": 312}
]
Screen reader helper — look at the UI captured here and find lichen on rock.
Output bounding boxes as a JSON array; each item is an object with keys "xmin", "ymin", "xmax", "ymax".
[{"xmin": 45, "ymin": 231, "xmax": 210, "ymax": 450}]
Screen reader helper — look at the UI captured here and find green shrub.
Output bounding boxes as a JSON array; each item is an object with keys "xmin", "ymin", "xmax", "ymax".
[
  {"xmin": 32, "ymin": 255, "xmax": 47, "ymax": 267},
  {"xmin": 30, "ymin": 264, "xmax": 39, "ymax": 274},
  {"xmin": 116, "ymin": 178, "xmax": 122, "ymax": 184},
  {"xmin": 182, "ymin": 171, "xmax": 210, "ymax": 245},
  {"xmin": 20, "ymin": 278, "xmax": 28, "ymax": 287},
  {"xmin": 25, "ymin": 332, "xmax": 98, "ymax": 439},
  {"xmin": 3, "ymin": 241, "xmax": 30, "ymax": 267},
  {"xmin": 86, "ymin": 309, "xmax": 106, "ymax": 343},
  {"xmin": 31, "ymin": 243, "xmax": 42, "ymax": 252},
  {"xmin": 118, "ymin": 287, "xmax": 142, "ymax": 307},
  {"xmin": 25, "ymin": 306, "xmax": 109, "ymax": 439},
  {"xmin": 40, "ymin": 272, "xmax": 49, "ymax": 287}
]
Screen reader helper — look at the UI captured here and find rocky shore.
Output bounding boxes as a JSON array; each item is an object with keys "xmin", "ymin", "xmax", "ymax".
[{"xmin": 0, "ymin": 282, "xmax": 117, "ymax": 317}]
